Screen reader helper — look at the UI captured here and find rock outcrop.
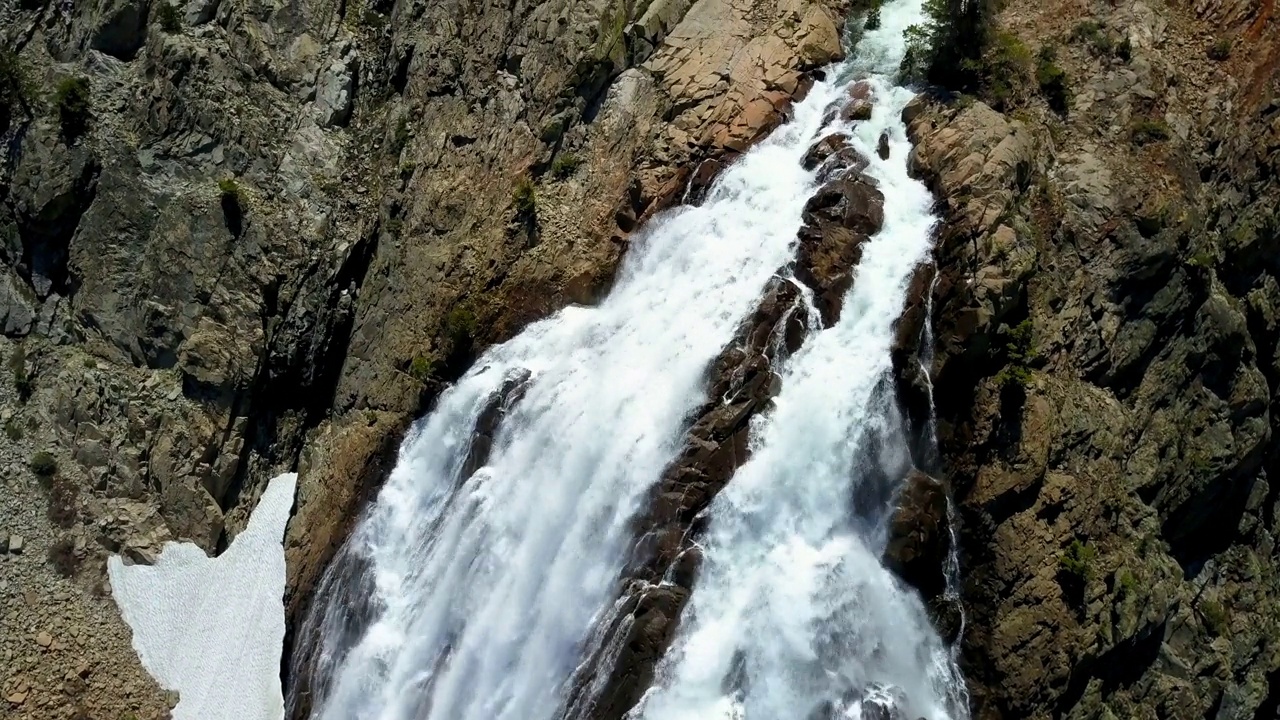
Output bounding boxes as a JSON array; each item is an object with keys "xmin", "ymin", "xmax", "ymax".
[{"xmin": 900, "ymin": 0, "xmax": 1280, "ymax": 715}]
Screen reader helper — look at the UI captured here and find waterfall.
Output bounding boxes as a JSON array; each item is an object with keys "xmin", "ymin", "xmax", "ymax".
[
  {"xmin": 292, "ymin": 75, "xmax": 855, "ymax": 720},
  {"xmin": 291, "ymin": 0, "xmax": 967, "ymax": 717},
  {"xmin": 628, "ymin": 0, "xmax": 970, "ymax": 717}
]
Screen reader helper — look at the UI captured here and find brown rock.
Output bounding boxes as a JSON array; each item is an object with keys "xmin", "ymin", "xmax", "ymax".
[
  {"xmin": 841, "ymin": 98, "xmax": 874, "ymax": 123},
  {"xmin": 877, "ymin": 131, "xmax": 891, "ymax": 160},
  {"xmin": 795, "ymin": 175, "xmax": 886, "ymax": 324}
]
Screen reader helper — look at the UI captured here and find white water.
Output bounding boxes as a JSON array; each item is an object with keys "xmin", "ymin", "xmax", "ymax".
[
  {"xmin": 300, "ymin": 75, "xmax": 857, "ymax": 720},
  {"xmin": 632, "ymin": 2, "xmax": 969, "ymax": 719},
  {"xmin": 109, "ymin": 472, "xmax": 297, "ymax": 720}
]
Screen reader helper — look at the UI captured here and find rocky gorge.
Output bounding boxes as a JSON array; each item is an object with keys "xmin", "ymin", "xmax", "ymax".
[{"xmin": 3, "ymin": 0, "xmax": 1280, "ymax": 717}]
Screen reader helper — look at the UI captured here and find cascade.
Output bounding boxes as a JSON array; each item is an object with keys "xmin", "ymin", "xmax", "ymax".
[{"xmin": 291, "ymin": 1, "xmax": 968, "ymax": 717}]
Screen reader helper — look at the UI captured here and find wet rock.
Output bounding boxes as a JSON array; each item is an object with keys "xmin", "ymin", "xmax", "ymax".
[
  {"xmin": 802, "ymin": 133, "xmax": 848, "ymax": 169},
  {"xmin": 841, "ymin": 98, "xmax": 874, "ymax": 122},
  {"xmin": 877, "ymin": 132, "xmax": 891, "ymax": 160},
  {"xmin": 883, "ymin": 469, "xmax": 951, "ymax": 601},
  {"xmin": 796, "ymin": 175, "xmax": 885, "ymax": 324}
]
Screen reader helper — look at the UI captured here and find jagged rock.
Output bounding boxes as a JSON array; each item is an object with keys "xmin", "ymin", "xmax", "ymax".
[
  {"xmin": 314, "ymin": 48, "xmax": 358, "ymax": 128},
  {"xmin": 182, "ymin": 0, "xmax": 221, "ymax": 25},
  {"xmin": 0, "ymin": 270, "xmax": 36, "ymax": 336},
  {"xmin": 877, "ymin": 131, "xmax": 891, "ymax": 159}
]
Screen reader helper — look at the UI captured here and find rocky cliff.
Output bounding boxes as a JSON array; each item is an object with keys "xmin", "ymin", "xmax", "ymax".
[
  {"xmin": 0, "ymin": 0, "xmax": 850, "ymax": 715},
  {"xmin": 901, "ymin": 0, "xmax": 1280, "ymax": 716}
]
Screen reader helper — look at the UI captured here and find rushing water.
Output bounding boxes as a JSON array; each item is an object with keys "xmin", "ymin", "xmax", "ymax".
[
  {"xmin": 630, "ymin": 2, "xmax": 970, "ymax": 719},
  {"xmin": 293, "ymin": 0, "xmax": 966, "ymax": 717}
]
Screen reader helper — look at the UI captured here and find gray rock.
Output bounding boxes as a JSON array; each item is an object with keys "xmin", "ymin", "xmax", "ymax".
[
  {"xmin": 183, "ymin": 0, "xmax": 221, "ymax": 25},
  {"xmin": 314, "ymin": 50, "xmax": 358, "ymax": 128},
  {"xmin": 8, "ymin": 535, "xmax": 23, "ymax": 554},
  {"xmin": 0, "ymin": 270, "xmax": 37, "ymax": 336}
]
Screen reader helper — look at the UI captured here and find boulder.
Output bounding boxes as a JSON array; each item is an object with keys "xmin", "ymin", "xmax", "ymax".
[
  {"xmin": 841, "ymin": 98, "xmax": 874, "ymax": 122},
  {"xmin": 795, "ymin": 175, "xmax": 885, "ymax": 324}
]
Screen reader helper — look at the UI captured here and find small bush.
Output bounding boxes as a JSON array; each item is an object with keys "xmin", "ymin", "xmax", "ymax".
[
  {"xmin": 1116, "ymin": 36, "xmax": 1133, "ymax": 62},
  {"xmin": 550, "ymin": 153, "xmax": 584, "ymax": 180},
  {"xmin": 48, "ymin": 536, "xmax": 81, "ymax": 578},
  {"xmin": 218, "ymin": 177, "xmax": 244, "ymax": 202},
  {"xmin": 1200, "ymin": 598, "xmax": 1229, "ymax": 635},
  {"xmin": 1036, "ymin": 46, "xmax": 1070, "ymax": 115},
  {"xmin": 30, "ymin": 450, "xmax": 57, "ymax": 477},
  {"xmin": 994, "ymin": 319, "xmax": 1036, "ymax": 387},
  {"xmin": 1070, "ymin": 20, "xmax": 1113, "ymax": 56},
  {"xmin": 54, "ymin": 76, "xmax": 92, "ymax": 140},
  {"xmin": 1059, "ymin": 539, "xmax": 1097, "ymax": 579},
  {"xmin": 1208, "ymin": 38, "xmax": 1233, "ymax": 61},
  {"xmin": 1131, "ymin": 118, "xmax": 1171, "ymax": 146},
  {"xmin": 47, "ymin": 476, "xmax": 79, "ymax": 528},
  {"xmin": 980, "ymin": 31, "xmax": 1033, "ymax": 110},
  {"xmin": 4, "ymin": 417, "xmax": 22, "ymax": 441},
  {"xmin": 512, "ymin": 177, "xmax": 537, "ymax": 218},
  {"xmin": 408, "ymin": 354, "xmax": 434, "ymax": 382},
  {"xmin": 218, "ymin": 178, "xmax": 246, "ymax": 235},
  {"xmin": 443, "ymin": 306, "xmax": 477, "ymax": 345},
  {"xmin": 1116, "ymin": 568, "xmax": 1137, "ymax": 597},
  {"xmin": 154, "ymin": 1, "xmax": 182, "ymax": 33}
]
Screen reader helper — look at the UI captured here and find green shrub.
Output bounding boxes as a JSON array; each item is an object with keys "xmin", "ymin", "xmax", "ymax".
[
  {"xmin": 54, "ymin": 76, "xmax": 91, "ymax": 140},
  {"xmin": 1070, "ymin": 20, "xmax": 1113, "ymax": 56},
  {"xmin": 154, "ymin": 1, "xmax": 182, "ymax": 33},
  {"xmin": 443, "ymin": 306, "xmax": 477, "ymax": 345},
  {"xmin": 1035, "ymin": 45, "xmax": 1070, "ymax": 115},
  {"xmin": 4, "ymin": 417, "xmax": 22, "ymax": 441},
  {"xmin": 512, "ymin": 177, "xmax": 537, "ymax": 218},
  {"xmin": 865, "ymin": 2, "xmax": 882, "ymax": 30},
  {"xmin": 981, "ymin": 31, "xmax": 1033, "ymax": 109},
  {"xmin": 30, "ymin": 450, "xmax": 58, "ymax": 477},
  {"xmin": 48, "ymin": 536, "xmax": 81, "ymax": 578},
  {"xmin": 1117, "ymin": 568, "xmax": 1138, "ymax": 597},
  {"xmin": 218, "ymin": 177, "xmax": 244, "ymax": 202},
  {"xmin": 1131, "ymin": 118, "xmax": 1171, "ymax": 146},
  {"xmin": 1059, "ymin": 539, "xmax": 1097, "ymax": 579},
  {"xmin": 1116, "ymin": 36, "xmax": 1133, "ymax": 62},
  {"xmin": 408, "ymin": 354, "xmax": 434, "ymax": 382},
  {"xmin": 1208, "ymin": 38, "xmax": 1232, "ymax": 61},
  {"xmin": 1200, "ymin": 598, "xmax": 1229, "ymax": 635},
  {"xmin": 994, "ymin": 318, "xmax": 1036, "ymax": 387},
  {"xmin": 550, "ymin": 153, "xmax": 584, "ymax": 180}
]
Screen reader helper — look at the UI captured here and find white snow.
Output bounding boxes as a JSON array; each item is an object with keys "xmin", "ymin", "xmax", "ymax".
[{"xmin": 108, "ymin": 472, "xmax": 298, "ymax": 720}]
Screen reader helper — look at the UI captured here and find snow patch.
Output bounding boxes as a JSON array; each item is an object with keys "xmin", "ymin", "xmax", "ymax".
[{"xmin": 109, "ymin": 472, "xmax": 298, "ymax": 720}]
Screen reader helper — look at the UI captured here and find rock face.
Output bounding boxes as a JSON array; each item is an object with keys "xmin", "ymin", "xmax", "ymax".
[
  {"xmin": 900, "ymin": 0, "xmax": 1280, "ymax": 715},
  {"xmin": 0, "ymin": 0, "xmax": 852, "ymax": 714}
]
